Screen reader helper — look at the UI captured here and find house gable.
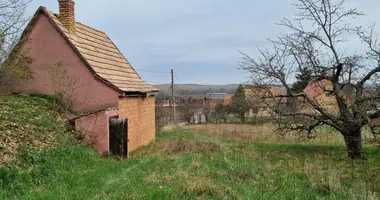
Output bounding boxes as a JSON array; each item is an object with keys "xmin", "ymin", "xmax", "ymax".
[
  {"xmin": 19, "ymin": 11, "xmax": 121, "ymax": 114},
  {"xmin": 21, "ymin": 6, "xmax": 158, "ymax": 95}
]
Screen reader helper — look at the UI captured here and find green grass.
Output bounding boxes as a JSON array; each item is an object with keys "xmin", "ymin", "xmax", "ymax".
[
  {"xmin": 0, "ymin": 94, "xmax": 70, "ymax": 166},
  {"xmin": 1, "ymin": 130, "xmax": 380, "ymax": 199},
  {"xmin": 1, "ymin": 95, "xmax": 380, "ymax": 199}
]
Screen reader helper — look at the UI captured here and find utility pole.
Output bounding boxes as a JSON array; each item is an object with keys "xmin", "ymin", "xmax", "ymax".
[{"xmin": 171, "ymin": 69, "xmax": 177, "ymax": 125}]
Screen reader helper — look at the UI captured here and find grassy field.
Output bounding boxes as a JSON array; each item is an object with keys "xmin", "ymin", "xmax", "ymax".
[
  {"xmin": 1, "ymin": 95, "xmax": 380, "ymax": 199},
  {"xmin": 1, "ymin": 130, "xmax": 380, "ymax": 199},
  {"xmin": 185, "ymin": 124, "xmax": 378, "ymax": 146}
]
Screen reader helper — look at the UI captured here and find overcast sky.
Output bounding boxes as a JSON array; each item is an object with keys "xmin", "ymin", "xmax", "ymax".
[{"xmin": 26, "ymin": 0, "xmax": 380, "ymax": 85}]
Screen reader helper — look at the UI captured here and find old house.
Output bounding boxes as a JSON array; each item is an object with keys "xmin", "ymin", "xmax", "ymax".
[
  {"xmin": 303, "ymin": 79, "xmax": 380, "ymax": 127},
  {"xmin": 16, "ymin": 0, "xmax": 158, "ymax": 155},
  {"xmin": 303, "ymin": 79, "xmax": 338, "ymax": 113},
  {"xmin": 244, "ymin": 86, "xmax": 287, "ymax": 117},
  {"xmin": 302, "ymin": 79, "xmax": 355, "ymax": 114}
]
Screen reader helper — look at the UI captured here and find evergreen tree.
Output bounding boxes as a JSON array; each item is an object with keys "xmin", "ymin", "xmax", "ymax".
[
  {"xmin": 215, "ymin": 103, "xmax": 229, "ymax": 123},
  {"xmin": 291, "ymin": 68, "xmax": 313, "ymax": 93},
  {"xmin": 230, "ymin": 84, "xmax": 250, "ymax": 122}
]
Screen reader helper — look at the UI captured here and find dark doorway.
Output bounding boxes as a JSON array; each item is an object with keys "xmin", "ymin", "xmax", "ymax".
[{"xmin": 109, "ymin": 118, "xmax": 128, "ymax": 157}]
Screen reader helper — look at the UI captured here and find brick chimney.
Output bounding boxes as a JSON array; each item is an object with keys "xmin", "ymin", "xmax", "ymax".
[{"xmin": 58, "ymin": 0, "xmax": 75, "ymax": 34}]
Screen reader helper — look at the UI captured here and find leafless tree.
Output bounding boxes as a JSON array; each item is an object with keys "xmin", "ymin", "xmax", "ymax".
[
  {"xmin": 245, "ymin": 86, "xmax": 272, "ymax": 118},
  {"xmin": 0, "ymin": 52, "xmax": 33, "ymax": 93},
  {"xmin": 155, "ymin": 97, "xmax": 172, "ymax": 131},
  {"xmin": 0, "ymin": 0, "xmax": 34, "ymax": 94},
  {"xmin": 239, "ymin": 0, "xmax": 380, "ymax": 159},
  {"xmin": 0, "ymin": 0, "xmax": 31, "ymax": 61},
  {"xmin": 203, "ymin": 97, "xmax": 213, "ymax": 123},
  {"xmin": 180, "ymin": 97, "xmax": 201, "ymax": 124},
  {"xmin": 49, "ymin": 61, "xmax": 83, "ymax": 113}
]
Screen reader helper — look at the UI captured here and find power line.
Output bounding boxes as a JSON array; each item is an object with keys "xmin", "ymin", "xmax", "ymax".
[
  {"xmin": 174, "ymin": 75, "xmax": 186, "ymax": 85},
  {"xmin": 134, "ymin": 68, "xmax": 169, "ymax": 74},
  {"xmin": 144, "ymin": 80, "xmax": 168, "ymax": 84},
  {"xmin": 136, "ymin": 68, "xmax": 217, "ymax": 86}
]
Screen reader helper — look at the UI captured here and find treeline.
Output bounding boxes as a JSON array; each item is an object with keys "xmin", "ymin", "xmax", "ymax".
[{"xmin": 154, "ymin": 84, "xmax": 239, "ymax": 96}]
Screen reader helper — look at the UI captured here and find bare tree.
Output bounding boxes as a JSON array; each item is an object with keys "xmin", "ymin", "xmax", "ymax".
[
  {"xmin": 49, "ymin": 61, "xmax": 82, "ymax": 113},
  {"xmin": 0, "ymin": 0, "xmax": 31, "ymax": 61},
  {"xmin": 203, "ymin": 97, "xmax": 213, "ymax": 123},
  {"xmin": 245, "ymin": 86, "xmax": 277, "ymax": 120},
  {"xmin": 0, "ymin": 52, "xmax": 33, "ymax": 93},
  {"xmin": 155, "ymin": 97, "xmax": 172, "ymax": 131},
  {"xmin": 180, "ymin": 97, "xmax": 200, "ymax": 124},
  {"xmin": 239, "ymin": 0, "xmax": 380, "ymax": 159},
  {"xmin": 0, "ymin": 0, "xmax": 34, "ymax": 94}
]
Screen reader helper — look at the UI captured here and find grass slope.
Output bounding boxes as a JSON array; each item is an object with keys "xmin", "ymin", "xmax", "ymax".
[
  {"xmin": 1, "ymin": 95, "xmax": 380, "ymax": 199},
  {"xmin": 0, "ymin": 94, "xmax": 68, "ymax": 166}
]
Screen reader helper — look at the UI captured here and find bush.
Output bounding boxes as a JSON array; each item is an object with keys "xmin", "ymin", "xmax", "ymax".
[{"xmin": 0, "ymin": 53, "xmax": 34, "ymax": 95}]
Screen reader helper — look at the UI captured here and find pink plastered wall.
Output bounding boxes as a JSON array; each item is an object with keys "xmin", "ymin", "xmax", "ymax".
[
  {"xmin": 74, "ymin": 109, "xmax": 118, "ymax": 153},
  {"xmin": 19, "ymin": 13, "xmax": 120, "ymax": 114}
]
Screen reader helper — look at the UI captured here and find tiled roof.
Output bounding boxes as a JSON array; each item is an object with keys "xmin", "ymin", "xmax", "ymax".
[
  {"xmin": 39, "ymin": 7, "xmax": 158, "ymax": 93},
  {"xmin": 244, "ymin": 86, "xmax": 287, "ymax": 97},
  {"xmin": 224, "ymin": 95, "xmax": 232, "ymax": 105},
  {"xmin": 304, "ymin": 79, "xmax": 355, "ymax": 102},
  {"xmin": 244, "ymin": 86, "xmax": 288, "ymax": 103}
]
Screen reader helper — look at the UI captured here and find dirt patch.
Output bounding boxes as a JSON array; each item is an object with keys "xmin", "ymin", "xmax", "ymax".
[{"xmin": 169, "ymin": 140, "xmax": 220, "ymax": 154}]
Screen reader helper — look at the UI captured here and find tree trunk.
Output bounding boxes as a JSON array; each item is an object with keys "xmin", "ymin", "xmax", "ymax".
[{"xmin": 343, "ymin": 133, "xmax": 365, "ymax": 160}]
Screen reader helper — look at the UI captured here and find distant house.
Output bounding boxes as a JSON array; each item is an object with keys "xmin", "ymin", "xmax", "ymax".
[
  {"xmin": 302, "ymin": 79, "xmax": 354, "ymax": 114},
  {"xmin": 303, "ymin": 79, "xmax": 337, "ymax": 113},
  {"xmin": 191, "ymin": 93, "xmax": 231, "ymax": 124},
  {"xmin": 244, "ymin": 85, "xmax": 287, "ymax": 117},
  {"xmin": 224, "ymin": 95, "xmax": 232, "ymax": 105},
  {"xmin": 16, "ymin": 0, "xmax": 158, "ymax": 155},
  {"xmin": 303, "ymin": 79, "xmax": 380, "ymax": 127},
  {"xmin": 155, "ymin": 93, "xmax": 232, "ymax": 124}
]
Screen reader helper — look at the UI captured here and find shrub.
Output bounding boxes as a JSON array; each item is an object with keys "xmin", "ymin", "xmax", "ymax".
[{"xmin": 0, "ymin": 52, "xmax": 34, "ymax": 95}]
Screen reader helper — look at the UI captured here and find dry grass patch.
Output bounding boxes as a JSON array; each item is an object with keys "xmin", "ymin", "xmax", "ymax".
[
  {"xmin": 130, "ymin": 134, "xmax": 220, "ymax": 157},
  {"xmin": 187, "ymin": 124, "xmax": 274, "ymax": 141},
  {"xmin": 181, "ymin": 176, "xmax": 237, "ymax": 199},
  {"xmin": 169, "ymin": 139, "xmax": 221, "ymax": 154},
  {"xmin": 229, "ymin": 171, "xmax": 252, "ymax": 182},
  {"xmin": 186, "ymin": 124, "xmax": 377, "ymax": 147},
  {"xmin": 0, "ymin": 95, "xmax": 65, "ymax": 167}
]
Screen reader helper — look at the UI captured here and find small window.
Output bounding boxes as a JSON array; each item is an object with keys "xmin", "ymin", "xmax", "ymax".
[{"xmin": 325, "ymin": 92, "xmax": 333, "ymax": 97}]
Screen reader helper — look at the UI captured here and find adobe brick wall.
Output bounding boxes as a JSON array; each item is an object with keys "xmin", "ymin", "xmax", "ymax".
[{"xmin": 118, "ymin": 96, "xmax": 156, "ymax": 152}]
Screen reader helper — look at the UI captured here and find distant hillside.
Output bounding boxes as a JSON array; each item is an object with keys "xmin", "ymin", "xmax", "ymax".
[{"xmin": 154, "ymin": 84, "xmax": 240, "ymax": 96}]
